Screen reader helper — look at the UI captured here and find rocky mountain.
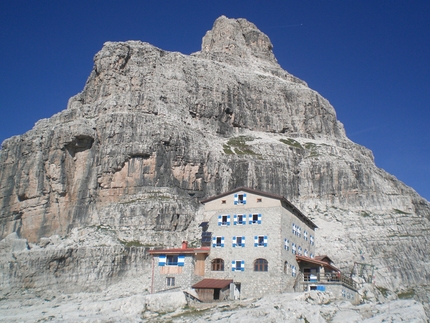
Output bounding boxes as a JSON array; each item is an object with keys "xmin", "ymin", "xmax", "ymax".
[{"xmin": 0, "ymin": 16, "xmax": 429, "ymax": 318}]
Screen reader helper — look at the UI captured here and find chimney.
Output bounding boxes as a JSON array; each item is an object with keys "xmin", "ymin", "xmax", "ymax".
[{"xmin": 182, "ymin": 241, "xmax": 188, "ymax": 249}]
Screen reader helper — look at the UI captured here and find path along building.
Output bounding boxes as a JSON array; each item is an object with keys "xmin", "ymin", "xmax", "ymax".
[{"xmin": 149, "ymin": 187, "xmax": 358, "ymax": 302}]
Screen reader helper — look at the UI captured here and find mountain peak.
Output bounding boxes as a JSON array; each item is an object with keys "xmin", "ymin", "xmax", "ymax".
[{"xmin": 196, "ymin": 16, "xmax": 278, "ymax": 66}]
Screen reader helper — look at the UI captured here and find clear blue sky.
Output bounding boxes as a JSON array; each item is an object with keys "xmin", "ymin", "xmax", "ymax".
[{"xmin": 1, "ymin": 1, "xmax": 429, "ymax": 201}]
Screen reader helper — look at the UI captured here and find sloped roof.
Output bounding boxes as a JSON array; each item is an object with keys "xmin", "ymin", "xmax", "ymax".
[
  {"xmin": 149, "ymin": 247, "xmax": 210, "ymax": 255},
  {"xmin": 192, "ymin": 278, "xmax": 233, "ymax": 289},
  {"xmin": 296, "ymin": 255, "xmax": 339, "ymax": 271},
  {"xmin": 200, "ymin": 187, "xmax": 317, "ymax": 229},
  {"xmin": 315, "ymin": 255, "xmax": 334, "ymax": 264}
]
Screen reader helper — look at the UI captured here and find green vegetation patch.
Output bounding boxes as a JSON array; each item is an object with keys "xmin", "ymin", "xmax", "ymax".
[
  {"xmin": 361, "ymin": 211, "xmax": 371, "ymax": 217},
  {"xmin": 397, "ymin": 289, "xmax": 415, "ymax": 299},
  {"xmin": 223, "ymin": 144, "xmax": 234, "ymax": 154},
  {"xmin": 279, "ymin": 138, "xmax": 303, "ymax": 149},
  {"xmin": 119, "ymin": 240, "xmax": 148, "ymax": 247},
  {"xmin": 393, "ymin": 208, "xmax": 411, "ymax": 215},
  {"xmin": 223, "ymin": 136, "xmax": 259, "ymax": 156},
  {"xmin": 376, "ymin": 286, "xmax": 390, "ymax": 297},
  {"xmin": 304, "ymin": 142, "xmax": 317, "ymax": 150}
]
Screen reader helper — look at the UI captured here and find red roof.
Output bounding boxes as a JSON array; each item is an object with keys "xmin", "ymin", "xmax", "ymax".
[
  {"xmin": 296, "ymin": 255, "xmax": 339, "ymax": 271},
  {"xmin": 149, "ymin": 247, "xmax": 210, "ymax": 255},
  {"xmin": 192, "ymin": 279, "xmax": 233, "ymax": 289}
]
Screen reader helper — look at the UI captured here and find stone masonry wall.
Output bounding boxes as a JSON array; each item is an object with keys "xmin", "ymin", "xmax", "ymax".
[{"xmin": 151, "ymin": 254, "xmax": 199, "ymax": 293}]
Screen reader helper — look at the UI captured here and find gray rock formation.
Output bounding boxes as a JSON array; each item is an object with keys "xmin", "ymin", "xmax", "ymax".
[{"xmin": 0, "ymin": 15, "xmax": 429, "ymax": 317}]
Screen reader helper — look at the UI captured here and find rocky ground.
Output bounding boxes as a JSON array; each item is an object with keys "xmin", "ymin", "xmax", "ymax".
[{"xmin": 1, "ymin": 287, "xmax": 427, "ymax": 322}]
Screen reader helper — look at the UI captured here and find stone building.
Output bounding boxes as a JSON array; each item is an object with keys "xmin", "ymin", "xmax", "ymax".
[
  {"xmin": 148, "ymin": 241, "xmax": 209, "ymax": 293},
  {"xmin": 149, "ymin": 187, "xmax": 358, "ymax": 302},
  {"xmin": 200, "ymin": 187, "xmax": 317, "ymax": 299}
]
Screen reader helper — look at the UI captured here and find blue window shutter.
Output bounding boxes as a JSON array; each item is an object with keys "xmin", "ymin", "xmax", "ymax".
[
  {"xmin": 249, "ymin": 214, "xmax": 252, "ymax": 225},
  {"xmin": 158, "ymin": 255, "xmax": 166, "ymax": 266},
  {"xmin": 242, "ymin": 236, "xmax": 245, "ymax": 247},
  {"xmin": 218, "ymin": 215, "xmax": 222, "ymax": 226},
  {"xmin": 243, "ymin": 193, "xmax": 247, "ymax": 205},
  {"xmin": 212, "ymin": 236, "xmax": 216, "ymax": 248},
  {"xmin": 234, "ymin": 214, "xmax": 237, "ymax": 225},
  {"xmin": 232, "ymin": 260, "xmax": 236, "ymax": 271},
  {"xmin": 254, "ymin": 236, "xmax": 258, "ymax": 247},
  {"xmin": 241, "ymin": 260, "xmax": 245, "ymax": 271},
  {"xmin": 292, "ymin": 223, "xmax": 295, "ymax": 234},
  {"xmin": 232, "ymin": 236, "xmax": 236, "ymax": 248},
  {"xmin": 221, "ymin": 236, "xmax": 224, "ymax": 247},
  {"xmin": 178, "ymin": 255, "xmax": 185, "ymax": 266},
  {"xmin": 264, "ymin": 235, "xmax": 268, "ymax": 247},
  {"xmin": 243, "ymin": 214, "xmax": 246, "ymax": 225},
  {"xmin": 234, "ymin": 194, "xmax": 238, "ymax": 205},
  {"xmin": 227, "ymin": 215, "xmax": 231, "ymax": 226},
  {"xmin": 258, "ymin": 214, "xmax": 262, "ymax": 224}
]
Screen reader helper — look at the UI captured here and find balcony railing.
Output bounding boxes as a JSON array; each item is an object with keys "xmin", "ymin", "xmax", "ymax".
[{"xmin": 302, "ymin": 272, "xmax": 357, "ymax": 291}]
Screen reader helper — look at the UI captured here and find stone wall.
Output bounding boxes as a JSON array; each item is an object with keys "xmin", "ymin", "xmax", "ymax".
[
  {"xmin": 203, "ymin": 190, "xmax": 317, "ymax": 298},
  {"xmin": 151, "ymin": 254, "xmax": 202, "ymax": 293}
]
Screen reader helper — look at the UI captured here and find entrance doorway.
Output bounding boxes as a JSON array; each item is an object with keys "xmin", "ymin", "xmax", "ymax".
[{"xmin": 214, "ymin": 288, "xmax": 220, "ymax": 300}]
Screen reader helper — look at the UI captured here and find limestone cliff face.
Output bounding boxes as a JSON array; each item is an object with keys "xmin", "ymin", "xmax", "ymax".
[{"xmin": 0, "ymin": 16, "xmax": 429, "ymax": 305}]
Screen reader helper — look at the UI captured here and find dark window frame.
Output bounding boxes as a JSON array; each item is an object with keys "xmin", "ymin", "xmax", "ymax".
[
  {"xmin": 166, "ymin": 255, "xmax": 178, "ymax": 266},
  {"xmin": 211, "ymin": 258, "xmax": 224, "ymax": 271},
  {"xmin": 254, "ymin": 258, "xmax": 268, "ymax": 272}
]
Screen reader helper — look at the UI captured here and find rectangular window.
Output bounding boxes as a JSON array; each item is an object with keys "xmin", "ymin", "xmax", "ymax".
[
  {"xmin": 284, "ymin": 238, "xmax": 289, "ymax": 250},
  {"xmin": 257, "ymin": 198, "xmax": 262, "ymax": 203},
  {"xmin": 254, "ymin": 235, "xmax": 267, "ymax": 247},
  {"xmin": 249, "ymin": 213, "xmax": 262, "ymax": 224},
  {"xmin": 291, "ymin": 265, "xmax": 296, "ymax": 277},
  {"xmin": 166, "ymin": 255, "xmax": 178, "ymax": 266},
  {"xmin": 237, "ymin": 236, "xmax": 243, "ymax": 246},
  {"xmin": 213, "ymin": 236, "xmax": 225, "ymax": 248},
  {"xmin": 233, "ymin": 236, "xmax": 245, "ymax": 247},
  {"xmin": 221, "ymin": 200, "xmax": 226, "ymax": 204},
  {"xmin": 234, "ymin": 193, "xmax": 247, "ymax": 205},
  {"xmin": 237, "ymin": 214, "xmax": 245, "ymax": 224},
  {"xmin": 166, "ymin": 277, "xmax": 175, "ymax": 287},
  {"xmin": 218, "ymin": 215, "xmax": 230, "ymax": 226},
  {"xmin": 232, "ymin": 260, "xmax": 245, "ymax": 272}
]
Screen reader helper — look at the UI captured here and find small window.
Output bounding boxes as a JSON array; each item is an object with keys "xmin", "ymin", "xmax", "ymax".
[
  {"xmin": 232, "ymin": 260, "xmax": 244, "ymax": 271},
  {"xmin": 238, "ymin": 194, "xmax": 244, "ymax": 203},
  {"xmin": 237, "ymin": 237, "xmax": 242, "ymax": 246},
  {"xmin": 222, "ymin": 215, "xmax": 228, "ymax": 225},
  {"xmin": 212, "ymin": 236, "xmax": 225, "ymax": 247},
  {"xmin": 254, "ymin": 258, "xmax": 268, "ymax": 272},
  {"xmin": 166, "ymin": 277, "xmax": 175, "ymax": 286},
  {"xmin": 237, "ymin": 214, "xmax": 245, "ymax": 224},
  {"xmin": 250, "ymin": 213, "xmax": 261, "ymax": 224},
  {"xmin": 166, "ymin": 255, "xmax": 178, "ymax": 266},
  {"xmin": 284, "ymin": 261, "xmax": 289, "ymax": 274},
  {"xmin": 257, "ymin": 198, "xmax": 262, "ymax": 203},
  {"xmin": 254, "ymin": 235, "xmax": 267, "ymax": 247},
  {"xmin": 232, "ymin": 236, "xmax": 245, "ymax": 247},
  {"xmin": 216, "ymin": 237, "xmax": 222, "ymax": 247},
  {"xmin": 211, "ymin": 258, "xmax": 224, "ymax": 271},
  {"xmin": 258, "ymin": 236, "xmax": 264, "ymax": 246},
  {"xmin": 221, "ymin": 200, "xmax": 226, "ymax": 204}
]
